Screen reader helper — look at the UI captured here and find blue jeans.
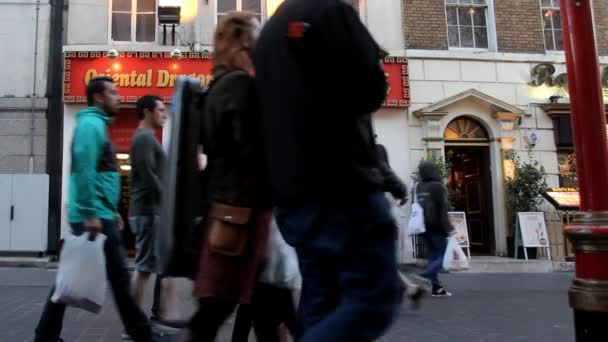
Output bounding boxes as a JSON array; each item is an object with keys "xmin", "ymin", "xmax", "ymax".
[
  {"xmin": 421, "ymin": 233, "xmax": 448, "ymax": 288},
  {"xmin": 275, "ymin": 193, "xmax": 403, "ymax": 342},
  {"xmin": 34, "ymin": 220, "xmax": 151, "ymax": 342}
]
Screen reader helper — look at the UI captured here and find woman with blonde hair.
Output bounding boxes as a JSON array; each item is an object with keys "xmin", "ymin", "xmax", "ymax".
[{"xmin": 179, "ymin": 12, "xmax": 272, "ymax": 342}]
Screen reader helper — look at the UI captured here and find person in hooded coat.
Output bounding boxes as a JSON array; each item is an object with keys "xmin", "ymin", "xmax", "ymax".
[{"xmin": 414, "ymin": 161, "xmax": 455, "ymax": 297}]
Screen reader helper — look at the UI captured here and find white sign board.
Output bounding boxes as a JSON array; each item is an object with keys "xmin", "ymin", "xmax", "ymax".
[
  {"xmin": 517, "ymin": 212, "xmax": 550, "ymax": 248},
  {"xmin": 448, "ymin": 212, "xmax": 470, "ymax": 248}
]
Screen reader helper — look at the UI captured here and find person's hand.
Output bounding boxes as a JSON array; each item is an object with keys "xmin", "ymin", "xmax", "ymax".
[
  {"xmin": 391, "ymin": 190, "xmax": 408, "ymax": 206},
  {"xmin": 197, "ymin": 152, "xmax": 208, "ymax": 171},
  {"xmin": 84, "ymin": 217, "xmax": 102, "ymax": 237},
  {"xmin": 117, "ymin": 214, "xmax": 125, "ymax": 231}
]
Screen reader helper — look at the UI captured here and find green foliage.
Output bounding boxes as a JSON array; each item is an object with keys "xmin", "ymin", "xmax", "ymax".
[{"xmin": 505, "ymin": 150, "xmax": 548, "ymax": 235}]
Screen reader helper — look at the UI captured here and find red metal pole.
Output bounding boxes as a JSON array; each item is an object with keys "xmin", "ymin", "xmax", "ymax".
[{"xmin": 560, "ymin": 0, "xmax": 608, "ymax": 340}]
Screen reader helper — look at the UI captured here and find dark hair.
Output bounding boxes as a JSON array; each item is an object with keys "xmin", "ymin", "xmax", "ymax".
[
  {"xmin": 136, "ymin": 95, "xmax": 162, "ymax": 120},
  {"xmin": 86, "ymin": 76, "xmax": 113, "ymax": 106}
]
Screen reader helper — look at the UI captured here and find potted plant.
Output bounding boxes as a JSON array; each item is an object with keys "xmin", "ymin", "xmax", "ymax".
[{"xmin": 505, "ymin": 150, "xmax": 548, "ymax": 258}]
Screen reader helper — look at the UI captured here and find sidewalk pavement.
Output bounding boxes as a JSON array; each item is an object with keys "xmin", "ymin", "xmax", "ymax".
[{"xmin": 0, "ymin": 267, "xmax": 574, "ymax": 342}]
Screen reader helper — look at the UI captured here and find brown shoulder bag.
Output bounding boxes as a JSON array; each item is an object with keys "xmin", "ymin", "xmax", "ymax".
[{"xmin": 206, "ymin": 202, "xmax": 252, "ymax": 256}]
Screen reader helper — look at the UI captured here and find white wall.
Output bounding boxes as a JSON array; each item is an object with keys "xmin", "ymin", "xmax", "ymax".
[
  {"xmin": 67, "ymin": 0, "xmax": 109, "ymax": 45},
  {"xmin": 0, "ymin": 1, "xmax": 51, "ymax": 97},
  {"xmin": 374, "ymin": 108, "xmax": 410, "ymax": 182},
  {"xmin": 60, "ymin": 105, "xmax": 80, "ymax": 237},
  {"xmin": 365, "ymin": 0, "xmax": 405, "ymax": 51}
]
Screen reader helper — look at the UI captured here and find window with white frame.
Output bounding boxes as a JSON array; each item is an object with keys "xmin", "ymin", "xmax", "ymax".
[
  {"xmin": 217, "ymin": 0, "xmax": 263, "ymax": 24},
  {"xmin": 446, "ymin": 0, "xmax": 489, "ymax": 49},
  {"xmin": 541, "ymin": 0, "xmax": 564, "ymax": 51},
  {"xmin": 112, "ymin": 0, "xmax": 157, "ymax": 42}
]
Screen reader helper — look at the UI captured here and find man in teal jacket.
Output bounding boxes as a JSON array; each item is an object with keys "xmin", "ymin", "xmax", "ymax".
[{"xmin": 34, "ymin": 77, "xmax": 152, "ymax": 342}]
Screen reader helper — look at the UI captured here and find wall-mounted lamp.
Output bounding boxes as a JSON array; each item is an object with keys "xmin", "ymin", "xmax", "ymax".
[
  {"xmin": 170, "ymin": 49, "xmax": 183, "ymax": 59},
  {"xmin": 159, "ymin": 6, "xmax": 181, "ymax": 46},
  {"xmin": 107, "ymin": 49, "xmax": 119, "ymax": 59},
  {"xmin": 549, "ymin": 95, "xmax": 563, "ymax": 103}
]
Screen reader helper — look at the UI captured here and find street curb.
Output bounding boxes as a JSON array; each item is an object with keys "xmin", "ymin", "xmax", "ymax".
[
  {"xmin": 400, "ymin": 260, "xmax": 575, "ymax": 273},
  {"xmin": 0, "ymin": 258, "xmax": 137, "ymax": 271},
  {"xmin": 0, "ymin": 258, "xmax": 51, "ymax": 269}
]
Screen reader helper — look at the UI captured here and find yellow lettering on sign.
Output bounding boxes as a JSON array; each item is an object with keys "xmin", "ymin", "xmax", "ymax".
[
  {"xmin": 157, "ymin": 70, "xmax": 170, "ymax": 87},
  {"xmin": 169, "ymin": 74, "xmax": 177, "ymax": 88},
  {"xmin": 84, "ymin": 69, "xmax": 98, "ymax": 85},
  {"xmin": 136, "ymin": 73, "xmax": 147, "ymax": 87},
  {"xmin": 118, "ymin": 74, "xmax": 130, "ymax": 87},
  {"xmin": 146, "ymin": 70, "xmax": 153, "ymax": 87},
  {"xmin": 130, "ymin": 71, "xmax": 138, "ymax": 87},
  {"xmin": 112, "ymin": 74, "xmax": 121, "ymax": 84}
]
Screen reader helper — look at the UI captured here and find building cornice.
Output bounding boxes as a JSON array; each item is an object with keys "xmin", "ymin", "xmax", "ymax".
[
  {"xmin": 539, "ymin": 103, "xmax": 608, "ymax": 119},
  {"xmin": 386, "ymin": 49, "xmax": 608, "ymax": 64}
]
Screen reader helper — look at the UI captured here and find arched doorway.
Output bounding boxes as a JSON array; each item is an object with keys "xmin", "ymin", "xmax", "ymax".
[{"xmin": 444, "ymin": 117, "xmax": 495, "ymax": 254}]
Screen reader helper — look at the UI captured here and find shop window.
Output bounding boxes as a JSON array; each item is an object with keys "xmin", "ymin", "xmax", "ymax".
[
  {"xmin": 557, "ymin": 151, "xmax": 577, "ymax": 188},
  {"xmin": 445, "ymin": 0, "xmax": 490, "ymax": 49},
  {"xmin": 112, "ymin": 0, "xmax": 157, "ymax": 43},
  {"xmin": 217, "ymin": 0, "xmax": 263, "ymax": 24},
  {"xmin": 444, "ymin": 117, "xmax": 489, "ymax": 141},
  {"xmin": 541, "ymin": 0, "xmax": 564, "ymax": 51}
]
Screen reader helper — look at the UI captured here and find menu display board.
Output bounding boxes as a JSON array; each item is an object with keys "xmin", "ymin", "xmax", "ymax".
[
  {"xmin": 517, "ymin": 212, "xmax": 550, "ymax": 248},
  {"xmin": 542, "ymin": 188, "xmax": 580, "ymax": 211},
  {"xmin": 448, "ymin": 212, "xmax": 470, "ymax": 248}
]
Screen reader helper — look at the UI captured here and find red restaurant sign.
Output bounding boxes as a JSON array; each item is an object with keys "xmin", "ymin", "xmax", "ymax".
[{"xmin": 64, "ymin": 51, "xmax": 410, "ymax": 107}]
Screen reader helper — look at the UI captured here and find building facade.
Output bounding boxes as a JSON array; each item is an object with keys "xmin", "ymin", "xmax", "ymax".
[
  {"xmin": 0, "ymin": 1, "xmax": 56, "ymax": 254},
  {"xmin": 48, "ymin": 0, "xmax": 608, "ymax": 260},
  {"xmin": 396, "ymin": 0, "xmax": 608, "ymax": 257}
]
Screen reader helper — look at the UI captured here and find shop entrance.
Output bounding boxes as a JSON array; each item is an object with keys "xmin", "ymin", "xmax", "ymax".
[{"xmin": 444, "ymin": 117, "xmax": 495, "ymax": 254}]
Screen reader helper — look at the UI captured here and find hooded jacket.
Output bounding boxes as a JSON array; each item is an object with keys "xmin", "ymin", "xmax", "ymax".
[
  {"xmin": 254, "ymin": 0, "xmax": 388, "ymax": 205},
  {"xmin": 68, "ymin": 107, "xmax": 120, "ymax": 223},
  {"xmin": 414, "ymin": 161, "xmax": 453, "ymax": 236}
]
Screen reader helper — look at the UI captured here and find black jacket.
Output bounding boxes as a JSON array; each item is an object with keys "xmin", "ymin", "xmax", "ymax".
[
  {"xmin": 414, "ymin": 161, "xmax": 453, "ymax": 236},
  {"xmin": 200, "ymin": 67, "xmax": 271, "ymax": 208},
  {"xmin": 254, "ymin": 0, "xmax": 388, "ymax": 206}
]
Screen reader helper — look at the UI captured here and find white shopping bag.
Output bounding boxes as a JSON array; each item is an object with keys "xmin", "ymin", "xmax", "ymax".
[
  {"xmin": 442, "ymin": 236, "xmax": 470, "ymax": 271},
  {"xmin": 52, "ymin": 233, "xmax": 108, "ymax": 314},
  {"xmin": 259, "ymin": 220, "xmax": 302, "ymax": 290},
  {"xmin": 407, "ymin": 183, "xmax": 426, "ymax": 236}
]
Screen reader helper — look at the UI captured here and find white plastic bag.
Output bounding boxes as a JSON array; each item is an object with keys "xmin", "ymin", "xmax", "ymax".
[
  {"xmin": 52, "ymin": 233, "xmax": 108, "ymax": 314},
  {"xmin": 442, "ymin": 236, "xmax": 470, "ymax": 271},
  {"xmin": 259, "ymin": 220, "xmax": 302, "ymax": 290},
  {"xmin": 407, "ymin": 183, "xmax": 426, "ymax": 236}
]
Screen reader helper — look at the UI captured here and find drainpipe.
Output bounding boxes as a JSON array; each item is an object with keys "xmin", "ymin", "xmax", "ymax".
[
  {"xmin": 46, "ymin": 0, "xmax": 65, "ymax": 254},
  {"xmin": 29, "ymin": 0, "xmax": 41, "ymax": 173}
]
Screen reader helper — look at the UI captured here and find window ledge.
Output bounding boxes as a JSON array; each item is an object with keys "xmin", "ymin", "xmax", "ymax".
[
  {"xmin": 390, "ymin": 49, "xmax": 608, "ymax": 64},
  {"xmin": 63, "ymin": 45, "xmax": 185, "ymax": 52}
]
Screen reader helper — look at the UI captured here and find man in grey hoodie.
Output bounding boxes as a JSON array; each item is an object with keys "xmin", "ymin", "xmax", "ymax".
[{"xmin": 414, "ymin": 161, "xmax": 455, "ymax": 297}]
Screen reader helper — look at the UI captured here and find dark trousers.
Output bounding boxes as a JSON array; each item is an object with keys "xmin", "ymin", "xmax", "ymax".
[
  {"xmin": 231, "ymin": 282, "xmax": 297, "ymax": 342},
  {"xmin": 421, "ymin": 233, "xmax": 448, "ymax": 288},
  {"xmin": 34, "ymin": 220, "xmax": 152, "ymax": 342},
  {"xmin": 275, "ymin": 192, "xmax": 403, "ymax": 342},
  {"xmin": 189, "ymin": 297, "xmax": 237, "ymax": 342}
]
